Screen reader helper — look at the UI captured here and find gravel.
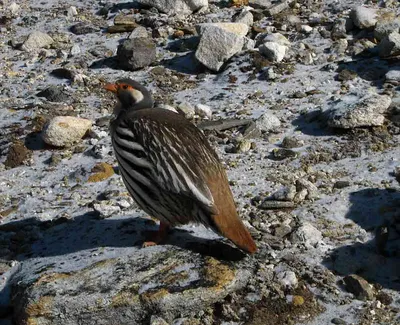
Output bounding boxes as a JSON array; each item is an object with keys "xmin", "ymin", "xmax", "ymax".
[{"xmin": 0, "ymin": 0, "xmax": 399, "ymax": 324}]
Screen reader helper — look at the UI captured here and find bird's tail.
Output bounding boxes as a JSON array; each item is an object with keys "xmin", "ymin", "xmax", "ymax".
[{"xmin": 211, "ymin": 211, "xmax": 257, "ymax": 254}]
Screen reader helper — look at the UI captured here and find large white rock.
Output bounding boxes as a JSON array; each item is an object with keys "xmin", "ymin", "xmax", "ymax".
[
  {"xmin": 350, "ymin": 6, "xmax": 377, "ymax": 29},
  {"xmin": 136, "ymin": 0, "xmax": 208, "ymax": 14},
  {"xmin": 326, "ymin": 93, "xmax": 392, "ymax": 129},
  {"xmin": 290, "ymin": 222, "xmax": 322, "ymax": 246},
  {"xmin": 255, "ymin": 112, "xmax": 281, "ymax": 132},
  {"xmin": 259, "ymin": 32, "xmax": 291, "ymax": 46},
  {"xmin": 259, "ymin": 42, "xmax": 287, "ymax": 62},
  {"xmin": 196, "ymin": 23, "xmax": 249, "ymax": 37},
  {"xmin": 21, "ymin": 31, "xmax": 54, "ymax": 52},
  {"xmin": 195, "ymin": 24, "xmax": 247, "ymax": 71},
  {"xmin": 42, "ymin": 116, "xmax": 92, "ymax": 147}
]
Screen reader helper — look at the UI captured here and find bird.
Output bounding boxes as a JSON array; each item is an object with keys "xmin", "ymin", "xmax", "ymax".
[{"xmin": 104, "ymin": 78, "xmax": 257, "ymax": 254}]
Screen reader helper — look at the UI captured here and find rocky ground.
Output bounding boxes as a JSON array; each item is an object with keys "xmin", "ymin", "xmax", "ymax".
[{"xmin": 0, "ymin": 0, "xmax": 399, "ymax": 324}]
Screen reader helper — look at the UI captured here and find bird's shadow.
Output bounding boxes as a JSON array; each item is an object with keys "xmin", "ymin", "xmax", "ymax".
[
  {"xmin": 0, "ymin": 212, "xmax": 246, "ymax": 263},
  {"xmin": 323, "ymin": 188, "xmax": 400, "ymax": 290}
]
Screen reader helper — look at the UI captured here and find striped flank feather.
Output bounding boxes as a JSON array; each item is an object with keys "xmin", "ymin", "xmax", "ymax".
[{"xmin": 111, "ymin": 108, "xmax": 217, "ymax": 228}]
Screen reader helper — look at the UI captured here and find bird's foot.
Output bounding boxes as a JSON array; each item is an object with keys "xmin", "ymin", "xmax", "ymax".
[{"xmin": 142, "ymin": 222, "xmax": 170, "ymax": 248}]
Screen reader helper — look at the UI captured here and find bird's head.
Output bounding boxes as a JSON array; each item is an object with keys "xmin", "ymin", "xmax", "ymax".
[{"xmin": 104, "ymin": 79, "xmax": 154, "ymax": 113}]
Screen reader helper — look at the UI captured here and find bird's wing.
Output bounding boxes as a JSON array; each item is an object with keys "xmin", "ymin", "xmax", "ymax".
[{"xmin": 112, "ymin": 110, "xmax": 218, "ymax": 214}]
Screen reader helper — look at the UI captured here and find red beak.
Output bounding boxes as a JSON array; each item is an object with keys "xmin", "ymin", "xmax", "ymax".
[{"xmin": 104, "ymin": 83, "xmax": 118, "ymax": 93}]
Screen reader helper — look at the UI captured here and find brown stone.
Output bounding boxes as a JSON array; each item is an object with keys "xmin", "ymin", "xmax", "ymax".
[{"xmin": 4, "ymin": 140, "xmax": 32, "ymax": 168}]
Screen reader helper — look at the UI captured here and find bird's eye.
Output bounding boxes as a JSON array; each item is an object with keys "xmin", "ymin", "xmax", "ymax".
[{"xmin": 122, "ymin": 85, "xmax": 128, "ymax": 90}]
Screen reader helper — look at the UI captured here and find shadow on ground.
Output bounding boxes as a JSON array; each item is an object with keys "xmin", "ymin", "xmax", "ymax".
[
  {"xmin": 0, "ymin": 212, "xmax": 246, "ymax": 262},
  {"xmin": 291, "ymin": 109, "xmax": 337, "ymax": 136},
  {"xmin": 324, "ymin": 188, "xmax": 400, "ymax": 290}
]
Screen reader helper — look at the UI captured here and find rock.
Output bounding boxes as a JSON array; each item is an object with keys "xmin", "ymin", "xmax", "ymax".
[
  {"xmin": 70, "ymin": 22, "xmax": 99, "ymax": 35},
  {"xmin": 195, "ymin": 24, "xmax": 247, "ymax": 71},
  {"xmin": 343, "ymin": 274, "xmax": 374, "ymax": 300},
  {"xmin": 195, "ymin": 104, "xmax": 212, "ymax": 118},
  {"xmin": 67, "ymin": 6, "xmax": 78, "ymax": 18},
  {"xmin": 107, "ymin": 25, "xmax": 138, "ymax": 33},
  {"xmin": 331, "ymin": 39, "xmax": 348, "ymax": 56},
  {"xmin": 69, "ymin": 44, "xmax": 81, "ymax": 56},
  {"xmin": 129, "ymin": 26, "xmax": 149, "ymax": 39},
  {"xmin": 275, "ymin": 270, "xmax": 298, "ymax": 289},
  {"xmin": 378, "ymin": 31, "xmax": 400, "ymax": 57},
  {"xmin": 271, "ymin": 148, "xmax": 297, "ymax": 160},
  {"xmin": 374, "ymin": 17, "xmax": 400, "ymax": 41},
  {"xmin": 177, "ymin": 102, "xmax": 196, "ymax": 119},
  {"xmin": 42, "ymin": 116, "xmax": 92, "ymax": 147},
  {"xmin": 9, "ymin": 2, "xmax": 20, "ymax": 15},
  {"xmin": 376, "ymin": 291, "xmax": 393, "ymax": 305},
  {"xmin": 331, "ymin": 18, "xmax": 353, "ymax": 39},
  {"xmin": 290, "ymin": 223, "xmax": 322, "ymax": 246},
  {"xmin": 258, "ymin": 32, "xmax": 290, "ymax": 46},
  {"xmin": 300, "ymin": 25, "xmax": 313, "ymax": 33},
  {"xmin": 281, "ymin": 136, "xmax": 303, "ymax": 148},
  {"xmin": 258, "ymin": 200, "xmax": 295, "ymax": 209},
  {"xmin": 243, "ymin": 37, "xmax": 255, "ymax": 51},
  {"xmin": 255, "ymin": 112, "xmax": 281, "ymax": 132},
  {"xmin": 350, "ymin": 6, "xmax": 377, "ymax": 29},
  {"xmin": 11, "ymin": 250, "xmax": 250, "ymax": 324},
  {"xmin": 89, "ymin": 144, "xmax": 110, "ymax": 159},
  {"xmin": 197, "ymin": 22, "xmax": 249, "ymax": 37},
  {"xmin": 117, "ymin": 38, "xmax": 156, "ymax": 71},
  {"xmin": 36, "ymin": 85, "xmax": 69, "ymax": 102},
  {"xmin": 150, "ymin": 316, "xmax": 169, "ymax": 325},
  {"xmin": 4, "ymin": 141, "xmax": 33, "ymax": 169},
  {"xmin": 268, "ymin": 0, "xmax": 290, "ymax": 16},
  {"xmin": 114, "ymin": 14, "xmax": 137, "ymax": 26},
  {"xmin": 198, "ymin": 119, "xmax": 253, "ymax": 132},
  {"xmin": 295, "ymin": 179, "xmax": 319, "ymax": 200},
  {"xmin": 248, "ymin": 0, "xmax": 272, "ymax": 10},
  {"xmin": 20, "ymin": 31, "xmax": 54, "ymax": 52},
  {"xmin": 88, "ymin": 162, "xmax": 115, "ymax": 183},
  {"xmin": 386, "ymin": 70, "xmax": 400, "ymax": 84},
  {"xmin": 337, "ymin": 68, "xmax": 357, "ymax": 81},
  {"xmin": 274, "ymin": 224, "xmax": 292, "ymax": 238},
  {"xmin": 93, "ymin": 201, "xmax": 121, "ymax": 218},
  {"xmin": 259, "ymin": 42, "xmax": 287, "ymax": 62},
  {"xmin": 234, "ymin": 140, "xmax": 252, "ymax": 153},
  {"xmin": 326, "ymin": 93, "xmax": 392, "ymax": 128},
  {"xmin": 333, "ymin": 181, "xmax": 350, "ymax": 189},
  {"xmin": 331, "ymin": 318, "xmax": 348, "ymax": 325},
  {"xmin": 36, "ymin": 85, "xmax": 70, "ymax": 102},
  {"xmin": 261, "ymin": 66, "xmax": 278, "ymax": 80},
  {"xmin": 270, "ymin": 185, "xmax": 297, "ymax": 201},
  {"xmin": 136, "ymin": 0, "xmax": 208, "ymax": 14},
  {"xmin": 233, "ymin": 10, "xmax": 254, "ymax": 26}
]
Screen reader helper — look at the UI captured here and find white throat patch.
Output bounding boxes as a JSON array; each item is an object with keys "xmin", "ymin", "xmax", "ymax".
[{"xmin": 131, "ymin": 89, "xmax": 144, "ymax": 103}]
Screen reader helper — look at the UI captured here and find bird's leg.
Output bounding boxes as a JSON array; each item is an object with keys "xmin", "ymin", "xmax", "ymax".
[{"xmin": 142, "ymin": 221, "xmax": 170, "ymax": 247}]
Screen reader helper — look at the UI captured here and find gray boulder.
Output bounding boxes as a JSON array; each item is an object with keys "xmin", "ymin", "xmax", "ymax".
[
  {"xmin": 195, "ymin": 23, "xmax": 248, "ymax": 71},
  {"xmin": 21, "ymin": 31, "xmax": 54, "ymax": 52},
  {"xmin": 326, "ymin": 93, "xmax": 392, "ymax": 128},
  {"xmin": 117, "ymin": 38, "xmax": 156, "ymax": 70},
  {"xmin": 12, "ymin": 248, "xmax": 250, "ymax": 324}
]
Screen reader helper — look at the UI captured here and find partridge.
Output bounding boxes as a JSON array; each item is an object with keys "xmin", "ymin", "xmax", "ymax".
[{"xmin": 104, "ymin": 79, "xmax": 257, "ymax": 253}]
